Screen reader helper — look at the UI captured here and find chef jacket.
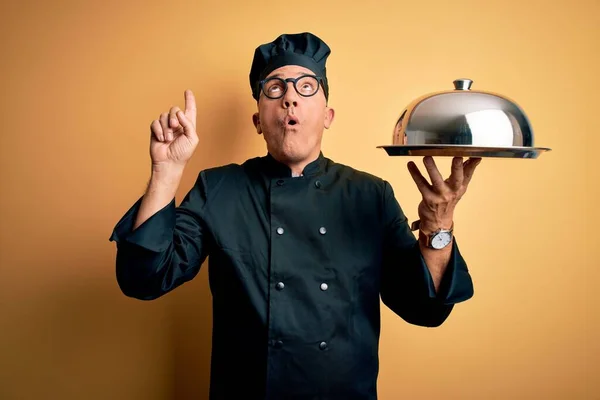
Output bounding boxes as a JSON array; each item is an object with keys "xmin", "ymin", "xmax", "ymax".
[{"xmin": 109, "ymin": 152, "xmax": 474, "ymax": 400}]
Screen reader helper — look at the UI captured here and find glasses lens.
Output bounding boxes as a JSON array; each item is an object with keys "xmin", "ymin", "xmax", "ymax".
[
  {"xmin": 296, "ymin": 76, "xmax": 319, "ymax": 96},
  {"xmin": 263, "ymin": 78, "xmax": 286, "ymax": 98}
]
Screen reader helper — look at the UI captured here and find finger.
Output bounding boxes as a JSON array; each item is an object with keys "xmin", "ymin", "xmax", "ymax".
[
  {"xmin": 159, "ymin": 112, "xmax": 172, "ymax": 142},
  {"xmin": 422, "ymin": 156, "xmax": 445, "ymax": 189},
  {"xmin": 184, "ymin": 89, "xmax": 197, "ymax": 126},
  {"xmin": 151, "ymin": 119, "xmax": 164, "ymax": 142},
  {"xmin": 407, "ymin": 161, "xmax": 434, "ymax": 196},
  {"xmin": 169, "ymin": 106, "xmax": 181, "ymax": 130},
  {"xmin": 177, "ymin": 110, "xmax": 197, "ymax": 139},
  {"xmin": 447, "ymin": 157, "xmax": 464, "ymax": 189},
  {"xmin": 463, "ymin": 157, "xmax": 482, "ymax": 186}
]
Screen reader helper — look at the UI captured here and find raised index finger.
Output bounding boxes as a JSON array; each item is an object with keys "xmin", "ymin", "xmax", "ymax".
[{"xmin": 184, "ymin": 89, "xmax": 197, "ymax": 125}]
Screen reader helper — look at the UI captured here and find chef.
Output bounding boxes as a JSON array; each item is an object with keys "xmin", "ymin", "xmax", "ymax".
[{"xmin": 109, "ymin": 32, "xmax": 481, "ymax": 400}]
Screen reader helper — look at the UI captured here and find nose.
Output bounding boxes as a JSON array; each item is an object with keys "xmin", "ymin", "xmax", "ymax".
[
  {"xmin": 283, "ymin": 98, "xmax": 298, "ymax": 108},
  {"xmin": 282, "ymin": 81, "xmax": 298, "ymax": 108}
]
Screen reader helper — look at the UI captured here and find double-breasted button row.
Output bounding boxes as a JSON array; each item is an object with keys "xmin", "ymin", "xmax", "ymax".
[
  {"xmin": 274, "ymin": 281, "xmax": 328, "ymax": 291},
  {"xmin": 270, "ymin": 339, "xmax": 326, "ymax": 351},
  {"xmin": 273, "ymin": 179, "xmax": 322, "ymax": 188},
  {"xmin": 275, "ymin": 179, "xmax": 323, "ymax": 189},
  {"xmin": 274, "ymin": 179, "xmax": 322, "ymax": 187},
  {"xmin": 275, "ymin": 227, "xmax": 326, "ymax": 235}
]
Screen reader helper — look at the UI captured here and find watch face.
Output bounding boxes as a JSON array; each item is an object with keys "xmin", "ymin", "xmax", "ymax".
[{"xmin": 431, "ymin": 231, "xmax": 452, "ymax": 249}]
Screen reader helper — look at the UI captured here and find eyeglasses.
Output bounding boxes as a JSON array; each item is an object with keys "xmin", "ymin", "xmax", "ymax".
[{"xmin": 259, "ymin": 74, "xmax": 324, "ymax": 99}]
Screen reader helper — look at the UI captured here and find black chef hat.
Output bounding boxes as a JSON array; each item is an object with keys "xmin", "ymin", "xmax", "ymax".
[{"xmin": 249, "ymin": 32, "xmax": 331, "ymax": 101}]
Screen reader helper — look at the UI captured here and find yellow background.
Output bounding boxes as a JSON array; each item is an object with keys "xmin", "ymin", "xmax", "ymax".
[{"xmin": 1, "ymin": 0, "xmax": 598, "ymax": 399}]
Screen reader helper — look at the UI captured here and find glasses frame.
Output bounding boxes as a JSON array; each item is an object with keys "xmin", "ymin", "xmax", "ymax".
[{"xmin": 259, "ymin": 74, "xmax": 324, "ymax": 99}]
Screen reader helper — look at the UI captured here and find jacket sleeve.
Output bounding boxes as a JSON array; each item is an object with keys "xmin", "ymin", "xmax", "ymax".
[
  {"xmin": 108, "ymin": 172, "xmax": 212, "ymax": 300},
  {"xmin": 380, "ymin": 181, "xmax": 474, "ymax": 327}
]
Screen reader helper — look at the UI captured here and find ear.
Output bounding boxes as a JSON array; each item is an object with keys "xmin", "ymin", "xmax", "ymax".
[
  {"xmin": 252, "ymin": 112, "xmax": 262, "ymax": 134},
  {"xmin": 324, "ymin": 107, "xmax": 335, "ymax": 129}
]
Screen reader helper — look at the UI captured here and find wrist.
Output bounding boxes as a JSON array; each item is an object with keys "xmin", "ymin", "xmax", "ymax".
[
  {"xmin": 148, "ymin": 163, "xmax": 185, "ymax": 196},
  {"xmin": 151, "ymin": 162, "xmax": 185, "ymax": 181},
  {"xmin": 417, "ymin": 218, "xmax": 453, "ymax": 235}
]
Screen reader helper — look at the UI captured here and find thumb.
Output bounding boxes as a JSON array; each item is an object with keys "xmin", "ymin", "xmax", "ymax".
[{"xmin": 176, "ymin": 110, "xmax": 196, "ymax": 138}]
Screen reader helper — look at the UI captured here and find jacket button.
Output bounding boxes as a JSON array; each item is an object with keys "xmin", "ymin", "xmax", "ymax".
[
  {"xmin": 276, "ymin": 227, "xmax": 284, "ymax": 235},
  {"xmin": 314, "ymin": 180, "xmax": 322, "ymax": 189},
  {"xmin": 276, "ymin": 282, "xmax": 285, "ymax": 290},
  {"xmin": 276, "ymin": 179, "xmax": 285, "ymax": 186},
  {"xmin": 319, "ymin": 341, "xmax": 328, "ymax": 350},
  {"xmin": 320, "ymin": 283, "xmax": 328, "ymax": 291},
  {"xmin": 319, "ymin": 227, "xmax": 327, "ymax": 235},
  {"xmin": 274, "ymin": 340, "xmax": 283, "ymax": 349}
]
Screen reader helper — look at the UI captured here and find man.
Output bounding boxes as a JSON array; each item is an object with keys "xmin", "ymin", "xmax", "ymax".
[{"xmin": 109, "ymin": 32, "xmax": 481, "ymax": 399}]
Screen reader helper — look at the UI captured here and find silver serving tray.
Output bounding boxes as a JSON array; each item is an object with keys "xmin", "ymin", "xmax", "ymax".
[{"xmin": 378, "ymin": 144, "xmax": 551, "ymax": 158}]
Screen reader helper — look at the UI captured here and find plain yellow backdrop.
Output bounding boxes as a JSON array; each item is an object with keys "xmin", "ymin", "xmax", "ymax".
[{"xmin": 0, "ymin": 0, "xmax": 597, "ymax": 399}]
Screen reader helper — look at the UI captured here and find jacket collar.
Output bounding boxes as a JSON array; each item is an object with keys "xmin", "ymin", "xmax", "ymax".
[{"xmin": 261, "ymin": 151, "xmax": 328, "ymax": 178}]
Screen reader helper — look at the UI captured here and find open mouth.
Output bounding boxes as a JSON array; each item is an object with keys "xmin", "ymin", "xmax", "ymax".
[{"xmin": 285, "ymin": 116, "xmax": 299, "ymax": 126}]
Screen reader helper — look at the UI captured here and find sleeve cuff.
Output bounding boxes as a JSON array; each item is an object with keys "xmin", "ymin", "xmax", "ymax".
[
  {"xmin": 108, "ymin": 197, "xmax": 176, "ymax": 253},
  {"xmin": 419, "ymin": 238, "xmax": 474, "ymax": 305}
]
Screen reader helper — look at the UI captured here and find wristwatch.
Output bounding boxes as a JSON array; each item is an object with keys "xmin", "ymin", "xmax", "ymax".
[{"xmin": 411, "ymin": 220, "xmax": 454, "ymax": 250}]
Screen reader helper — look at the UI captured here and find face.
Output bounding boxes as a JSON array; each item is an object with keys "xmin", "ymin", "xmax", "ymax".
[{"xmin": 252, "ymin": 65, "xmax": 335, "ymax": 166}]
